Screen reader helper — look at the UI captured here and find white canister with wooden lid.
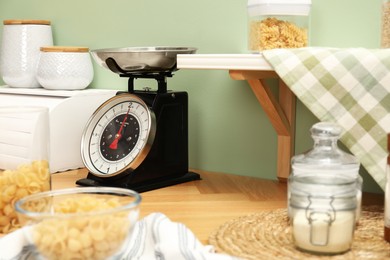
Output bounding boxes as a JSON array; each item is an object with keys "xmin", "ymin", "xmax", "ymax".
[
  {"xmin": 0, "ymin": 20, "xmax": 53, "ymax": 88},
  {"xmin": 37, "ymin": 46, "xmax": 94, "ymax": 90}
]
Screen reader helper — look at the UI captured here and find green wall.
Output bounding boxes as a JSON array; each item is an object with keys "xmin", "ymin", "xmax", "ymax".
[{"xmin": 0, "ymin": 0, "xmax": 384, "ymax": 193}]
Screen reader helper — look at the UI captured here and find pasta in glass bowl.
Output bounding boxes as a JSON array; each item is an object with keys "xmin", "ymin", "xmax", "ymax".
[{"xmin": 14, "ymin": 187, "xmax": 141, "ymax": 260}]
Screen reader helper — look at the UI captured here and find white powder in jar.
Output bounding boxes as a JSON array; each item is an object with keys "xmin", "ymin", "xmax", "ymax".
[{"xmin": 292, "ymin": 209, "xmax": 355, "ymax": 254}]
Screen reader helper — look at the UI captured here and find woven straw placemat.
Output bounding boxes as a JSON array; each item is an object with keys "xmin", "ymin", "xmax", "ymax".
[{"xmin": 209, "ymin": 207, "xmax": 390, "ymax": 260}]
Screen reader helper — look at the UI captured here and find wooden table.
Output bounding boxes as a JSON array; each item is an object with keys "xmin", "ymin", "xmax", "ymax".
[
  {"xmin": 53, "ymin": 168, "xmax": 383, "ymax": 245},
  {"xmin": 177, "ymin": 54, "xmax": 295, "ymax": 181}
]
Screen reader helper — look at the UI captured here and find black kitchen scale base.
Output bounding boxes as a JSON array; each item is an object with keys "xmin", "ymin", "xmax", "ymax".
[{"xmin": 76, "ymin": 171, "xmax": 200, "ymax": 193}]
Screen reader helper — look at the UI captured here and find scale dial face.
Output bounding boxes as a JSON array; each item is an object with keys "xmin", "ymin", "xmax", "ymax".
[{"xmin": 81, "ymin": 93, "xmax": 156, "ymax": 177}]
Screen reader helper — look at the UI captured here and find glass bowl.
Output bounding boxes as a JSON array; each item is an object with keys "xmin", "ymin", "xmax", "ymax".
[{"xmin": 14, "ymin": 187, "xmax": 141, "ymax": 260}]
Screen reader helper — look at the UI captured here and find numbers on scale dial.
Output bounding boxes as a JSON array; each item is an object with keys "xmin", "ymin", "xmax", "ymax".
[{"xmin": 88, "ymin": 100, "xmax": 150, "ymax": 175}]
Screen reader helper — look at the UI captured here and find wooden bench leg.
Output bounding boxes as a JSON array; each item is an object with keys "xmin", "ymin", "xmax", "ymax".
[
  {"xmin": 277, "ymin": 81, "xmax": 296, "ymax": 182},
  {"xmin": 229, "ymin": 70, "xmax": 296, "ymax": 181}
]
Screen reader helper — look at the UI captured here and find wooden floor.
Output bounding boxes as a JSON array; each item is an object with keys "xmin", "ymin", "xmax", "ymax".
[{"xmin": 52, "ymin": 168, "xmax": 384, "ymax": 245}]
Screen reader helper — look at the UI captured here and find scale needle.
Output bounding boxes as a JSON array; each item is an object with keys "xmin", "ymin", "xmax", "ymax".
[{"xmin": 109, "ymin": 105, "xmax": 131, "ymax": 150}]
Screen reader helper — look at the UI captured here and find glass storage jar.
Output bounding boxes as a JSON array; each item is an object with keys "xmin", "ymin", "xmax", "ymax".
[
  {"xmin": 288, "ymin": 122, "xmax": 362, "ymax": 220},
  {"xmin": 247, "ymin": 0, "xmax": 311, "ymax": 52},
  {"xmin": 381, "ymin": 0, "xmax": 390, "ymax": 48},
  {"xmin": 289, "ymin": 174, "xmax": 357, "ymax": 254}
]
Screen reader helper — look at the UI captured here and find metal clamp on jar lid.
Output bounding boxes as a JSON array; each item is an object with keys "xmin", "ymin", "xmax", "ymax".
[{"xmin": 289, "ymin": 174, "xmax": 358, "ymax": 254}]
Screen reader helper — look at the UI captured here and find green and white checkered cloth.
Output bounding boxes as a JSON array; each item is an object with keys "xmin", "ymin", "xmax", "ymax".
[{"xmin": 263, "ymin": 47, "xmax": 390, "ymax": 190}]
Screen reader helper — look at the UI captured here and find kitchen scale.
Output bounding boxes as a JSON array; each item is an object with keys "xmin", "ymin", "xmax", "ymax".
[{"xmin": 76, "ymin": 47, "xmax": 200, "ymax": 192}]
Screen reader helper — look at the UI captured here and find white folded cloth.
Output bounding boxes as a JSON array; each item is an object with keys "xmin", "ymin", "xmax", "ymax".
[
  {"xmin": 0, "ymin": 227, "xmax": 29, "ymax": 260},
  {"xmin": 124, "ymin": 213, "xmax": 239, "ymax": 260},
  {"xmin": 0, "ymin": 213, "xmax": 239, "ymax": 260}
]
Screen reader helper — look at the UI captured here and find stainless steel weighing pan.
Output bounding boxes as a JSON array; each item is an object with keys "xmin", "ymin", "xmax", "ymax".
[{"xmin": 90, "ymin": 47, "xmax": 197, "ymax": 74}]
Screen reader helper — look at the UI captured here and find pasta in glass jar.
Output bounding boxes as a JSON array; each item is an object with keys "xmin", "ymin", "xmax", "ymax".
[
  {"xmin": 381, "ymin": 0, "xmax": 390, "ymax": 48},
  {"xmin": 0, "ymin": 107, "xmax": 51, "ymax": 234},
  {"xmin": 247, "ymin": 0, "xmax": 311, "ymax": 52}
]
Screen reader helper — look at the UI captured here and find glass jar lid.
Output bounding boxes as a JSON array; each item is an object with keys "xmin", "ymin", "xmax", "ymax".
[
  {"xmin": 292, "ymin": 122, "xmax": 359, "ymax": 169},
  {"xmin": 247, "ymin": 0, "xmax": 311, "ymax": 16},
  {"xmin": 310, "ymin": 122, "xmax": 342, "ymax": 138}
]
